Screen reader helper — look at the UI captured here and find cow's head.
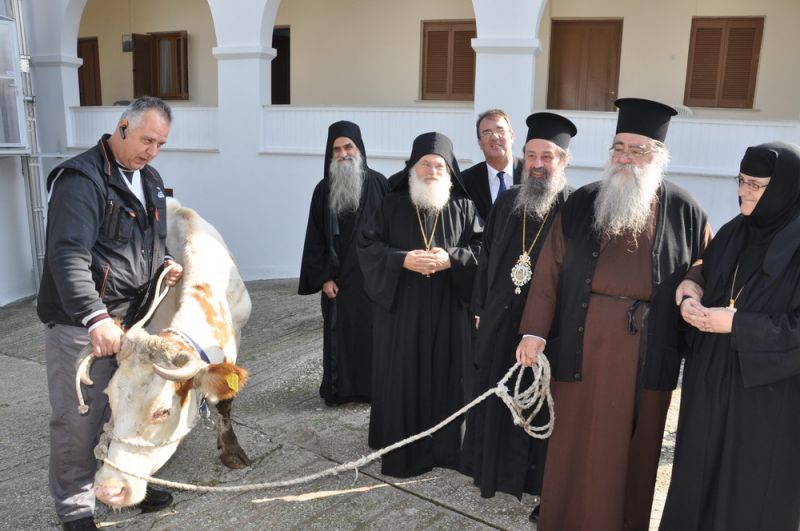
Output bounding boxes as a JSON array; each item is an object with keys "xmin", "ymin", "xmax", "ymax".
[{"xmin": 94, "ymin": 328, "xmax": 247, "ymax": 508}]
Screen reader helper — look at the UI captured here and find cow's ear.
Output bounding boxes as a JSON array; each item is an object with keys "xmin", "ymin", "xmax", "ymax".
[{"xmin": 193, "ymin": 362, "xmax": 248, "ymax": 403}]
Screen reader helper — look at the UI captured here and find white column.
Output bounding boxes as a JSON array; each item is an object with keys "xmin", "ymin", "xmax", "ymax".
[
  {"xmin": 24, "ymin": 0, "xmax": 86, "ymax": 154},
  {"xmin": 212, "ymin": 46, "xmax": 276, "ymax": 155},
  {"xmin": 471, "ymin": 0, "xmax": 548, "ymax": 154},
  {"xmin": 207, "ymin": 0, "xmax": 279, "ymax": 154}
]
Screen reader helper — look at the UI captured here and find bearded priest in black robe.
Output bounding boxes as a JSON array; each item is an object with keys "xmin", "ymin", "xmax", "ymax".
[
  {"xmin": 298, "ymin": 121, "xmax": 388, "ymax": 405},
  {"xmin": 461, "ymin": 113, "xmax": 575, "ymax": 514},
  {"xmin": 357, "ymin": 132, "xmax": 482, "ymax": 478},
  {"xmin": 662, "ymin": 142, "xmax": 800, "ymax": 531}
]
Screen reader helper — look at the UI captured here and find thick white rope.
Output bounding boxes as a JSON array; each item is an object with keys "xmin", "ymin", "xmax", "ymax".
[
  {"xmin": 75, "ymin": 264, "xmax": 177, "ymax": 415},
  {"xmin": 98, "ymin": 358, "xmax": 554, "ymax": 493}
]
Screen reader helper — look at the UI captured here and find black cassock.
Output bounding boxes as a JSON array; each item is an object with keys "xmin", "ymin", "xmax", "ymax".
[
  {"xmin": 661, "ymin": 213, "xmax": 800, "ymax": 531},
  {"xmin": 357, "ymin": 191, "xmax": 482, "ymax": 478},
  {"xmin": 461, "ymin": 185, "xmax": 569, "ymax": 499},
  {"xmin": 298, "ymin": 169, "xmax": 387, "ymax": 404}
]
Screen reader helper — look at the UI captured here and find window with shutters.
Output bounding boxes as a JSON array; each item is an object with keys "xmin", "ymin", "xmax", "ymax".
[
  {"xmin": 0, "ymin": 17, "xmax": 26, "ymax": 149},
  {"xmin": 421, "ymin": 21, "xmax": 476, "ymax": 101},
  {"xmin": 684, "ymin": 17, "xmax": 763, "ymax": 109},
  {"xmin": 133, "ymin": 30, "xmax": 189, "ymax": 100}
]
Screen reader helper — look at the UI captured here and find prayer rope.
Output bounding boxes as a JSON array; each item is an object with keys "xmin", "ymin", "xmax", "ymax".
[{"xmin": 97, "ymin": 358, "xmax": 554, "ymax": 493}]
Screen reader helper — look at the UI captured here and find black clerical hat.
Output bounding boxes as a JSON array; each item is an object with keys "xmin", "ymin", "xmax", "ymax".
[
  {"xmin": 740, "ymin": 145, "xmax": 777, "ymax": 177},
  {"xmin": 525, "ymin": 112, "xmax": 577, "ymax": 149},
  {"xmin": 393, "ymin": 132, "xmax": 467, "ymax": 195},
  {"xmin": 614, "ymin": 98, "xmax": 677, "ymax": 143}
]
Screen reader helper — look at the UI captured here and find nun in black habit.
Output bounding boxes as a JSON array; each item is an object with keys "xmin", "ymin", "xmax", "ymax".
[
  {"xmin": 661, "ymin": 142, "xmax": 800, "ymax": 531},
  {"xmin": 357, "ymin": 132, "xmax": 482, "ymax": 478},
  {"xmin": 298, "ymin": 120, "xmax": 387, "ymax": 405}
]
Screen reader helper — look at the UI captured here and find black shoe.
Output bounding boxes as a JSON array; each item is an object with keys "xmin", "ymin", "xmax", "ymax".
[
  {"xmin": 139, "ymin": 485, "xmax": 174, "ymax": 513},
  {"xmin": 529, "ymin": 504, "xmax": 540, "ymax": 524},
  {"xmin": 62, "ymin": 516, "xmax": 98, "ymax": 531}
]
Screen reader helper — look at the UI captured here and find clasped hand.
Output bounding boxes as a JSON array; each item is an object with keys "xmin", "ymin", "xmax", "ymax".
[
  {"xmin": 403, "ymin": 248, "xmax": 451, "ymax": 276},
  {"xmin": 680, "ymin": 298, "xmax": 734, "ymax": 334}
]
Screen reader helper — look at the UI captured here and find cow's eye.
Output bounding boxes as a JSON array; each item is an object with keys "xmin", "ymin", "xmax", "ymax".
[{"xmin": 151, "ymin": 408, "xmax": 171, "ymax": 423}]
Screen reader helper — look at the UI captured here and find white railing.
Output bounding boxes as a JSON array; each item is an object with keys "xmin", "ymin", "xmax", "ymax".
[
  {"xmin": 261, "ymin": 105, "xmax": 475, "ymax": 160},
  {"xmin": 560, "ymin": 111, "xmax": 800, "ymax": 177},
  {"xmin": 69, "ymin": 105, "xmax": 800, "ymax": 178},
  {"xmin": 69, "ymin": 106, "xmax": 219, "ymax": 151}
]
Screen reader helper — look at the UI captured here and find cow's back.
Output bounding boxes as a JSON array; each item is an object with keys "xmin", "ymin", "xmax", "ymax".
[{"xmin": 147, "ymin": 198, "xmax": 251, "ymax": 345}]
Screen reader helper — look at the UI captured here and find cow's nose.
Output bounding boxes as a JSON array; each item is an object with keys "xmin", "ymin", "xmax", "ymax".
[{"xmin": 95, "ymin": 484, "xmax": 127, "ymax": 508}]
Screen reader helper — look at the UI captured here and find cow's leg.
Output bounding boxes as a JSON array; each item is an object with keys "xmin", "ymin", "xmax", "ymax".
[{"xmin": 215, "ymin": 398, "xmax": 251, "ymax": 468}]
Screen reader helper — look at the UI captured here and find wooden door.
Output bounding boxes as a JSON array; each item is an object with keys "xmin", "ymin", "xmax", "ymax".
[
  {"xmin": 547, "ymin": 20, "xmax": 622, "ymax": 111},
  {"xmin": 77, "ymin": 37, "xmax": 102, "ymax": 106}
]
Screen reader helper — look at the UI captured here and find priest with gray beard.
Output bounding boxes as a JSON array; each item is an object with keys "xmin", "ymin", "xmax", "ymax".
[
  {"xmin": 515, "ymin": 98, "xmax": 712, "ymax": 531},
  {"xmin": 460, "ymin": 112, "xmax": 575, "ymax": 521},
  {"xmin": 299, "ymin": 120, "xmax": 387, "ymax": 405},
  {"xmin": 357, "ymin": 132, "xmax": 482, "ymax": 478}
]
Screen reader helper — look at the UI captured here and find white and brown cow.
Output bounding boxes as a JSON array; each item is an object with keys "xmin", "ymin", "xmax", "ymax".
[{"xmin": 93, "ymin": 197, "xmax": 252, "ymax": 508}]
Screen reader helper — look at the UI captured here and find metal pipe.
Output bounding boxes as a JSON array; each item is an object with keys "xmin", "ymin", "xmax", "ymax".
[{"xmin": 13, "ymin": 0, "xmax": 47, "ymax": 291}]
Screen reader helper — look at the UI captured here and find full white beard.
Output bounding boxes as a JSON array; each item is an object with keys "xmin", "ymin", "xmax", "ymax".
[
  {"xmin": 513, "ymin": 166, "xmax": 567, "ymax": 220},
  {"xmin": 328, "ymin": 150, "xmax": 364, "ymax": 215},
  {"xmin": 592, "ymin": 159, "xmax": 665, "ymax": 240},
  {"xmin": 409, "ymin": 167, "xmax": 452, "ymax": 212}
]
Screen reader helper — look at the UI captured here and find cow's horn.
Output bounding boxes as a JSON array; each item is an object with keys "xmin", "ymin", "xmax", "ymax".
[
  {"xmin": 77, "ymin": 345, "xmax": 95, "ymax": 385},
  {"xmin": 151, "ymin": 355, "xmax": 204, "ymax": 381}
]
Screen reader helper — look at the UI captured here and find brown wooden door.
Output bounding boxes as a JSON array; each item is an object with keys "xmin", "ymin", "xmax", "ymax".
[
  {"xmin": 77, "ymin": 37, "xmax": 102, "ymax": 106},
  {"xmin": 547, "ymin": 20, "xmax": 622, "ymax": 111}
]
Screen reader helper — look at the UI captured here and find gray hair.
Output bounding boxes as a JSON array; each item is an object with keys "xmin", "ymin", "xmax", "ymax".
[{"xmin": 121, "ymin": 97, "xmax": 173, "ymax": 129}]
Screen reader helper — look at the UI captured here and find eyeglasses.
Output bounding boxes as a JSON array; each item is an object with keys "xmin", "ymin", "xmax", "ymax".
[
  {"xmin": 479, "ymin": 128, "xmax": 511, "ymax": 139},
  {"xmin": 736, "ymin": 176, "xmax": 770, "ymax": 191},
  {"xmin": 609, "ymin": 145, "xmax": 653, "ymax": 160}
]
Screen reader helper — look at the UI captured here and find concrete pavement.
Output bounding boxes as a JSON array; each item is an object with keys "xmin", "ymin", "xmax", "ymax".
[{"xmin": 0, "ymin": 279, "xmax": 676, "ymax": 530}]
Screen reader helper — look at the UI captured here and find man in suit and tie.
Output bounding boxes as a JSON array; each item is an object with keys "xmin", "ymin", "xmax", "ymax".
[{"xmin": 461, "ymin": 109, "xmax": 523, "ymax": 222}]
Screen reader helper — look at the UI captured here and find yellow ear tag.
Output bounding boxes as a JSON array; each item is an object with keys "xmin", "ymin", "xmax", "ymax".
[{"xmin": 223, "ymin": 373, "xmax": 239, "ymax": 392}]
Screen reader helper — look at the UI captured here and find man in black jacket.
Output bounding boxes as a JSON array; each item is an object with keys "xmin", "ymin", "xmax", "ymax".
[
  {"xmin": 38, "ymin": 97, "xmax": 183, "ymax": 531},
  {"xmin": 461, "ymin": 109, "xmax": 523, "ymax": 222}
]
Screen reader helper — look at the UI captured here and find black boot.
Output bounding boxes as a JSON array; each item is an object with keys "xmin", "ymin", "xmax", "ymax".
[
  {"xmin": 62, "ymin": 516, "xmax": 98, "ymax": 531},
  {"xmin": 139, "ymin": 485, "xmax": 174, "ymax": 513}
]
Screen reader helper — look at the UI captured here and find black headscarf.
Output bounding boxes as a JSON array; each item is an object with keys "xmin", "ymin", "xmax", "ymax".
[
  {"xmin": 710, "ymin": 142, "xmax": 800, "ymax": 303},
  {"xmin": 323, "ymin": 121, "xmax": 368, "ymax": 180},
  {"xmin": 388, "ymin": 132, "xmax": 467, "ymax": 196}
]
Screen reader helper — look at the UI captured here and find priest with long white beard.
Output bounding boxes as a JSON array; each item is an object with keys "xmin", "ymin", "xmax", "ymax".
[
  {"xmin": 299, "ymin": 121, "xmax": 387, "ymax": 406},
  {"xmin": 515, "ymin": 98, "xmax": 713, "ymax": 531},
  {"xmin": 358, "ymin": 132, "xmax": 482, "ymax": 479}
]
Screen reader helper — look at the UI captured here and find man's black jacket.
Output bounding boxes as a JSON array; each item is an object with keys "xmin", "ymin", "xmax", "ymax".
[{"xmin": 37, "ymin": 135, "xmax": 168, "ymax": 328}]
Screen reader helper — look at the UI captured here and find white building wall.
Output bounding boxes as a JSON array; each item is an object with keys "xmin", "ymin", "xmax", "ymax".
[{"xmin": 0, "ymin": 157, "xmax": 35, "ymax": 305}]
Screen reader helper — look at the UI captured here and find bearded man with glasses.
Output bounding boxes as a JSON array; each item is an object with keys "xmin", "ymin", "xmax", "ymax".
[{"xmin": 515, "ymin": 98, "xmax": 713, "ymax": 530}]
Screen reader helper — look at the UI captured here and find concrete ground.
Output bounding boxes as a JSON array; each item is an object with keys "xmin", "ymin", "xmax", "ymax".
[{"xmin": 0, "ymin": 279, "xmax": 678, "ymax": 530}]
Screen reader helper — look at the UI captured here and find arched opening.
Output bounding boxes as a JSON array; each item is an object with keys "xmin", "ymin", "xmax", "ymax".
[
  {"xmin": 268, "ymin": 0, "xmax": 476, "ymax": 106},
  {"xmin": 76, "ymin": 0, "xmax": 218, "ymax": 106}
]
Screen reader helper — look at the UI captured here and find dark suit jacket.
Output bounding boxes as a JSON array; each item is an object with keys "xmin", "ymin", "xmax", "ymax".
[{"xmin": 461, "ymin": 157, "xmax": 523, "ymax": 222}]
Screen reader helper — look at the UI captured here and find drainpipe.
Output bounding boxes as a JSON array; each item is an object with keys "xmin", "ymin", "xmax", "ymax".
[{"xmin": 13, "ymin": 0, "xmax": 47, "ymax": 291}]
